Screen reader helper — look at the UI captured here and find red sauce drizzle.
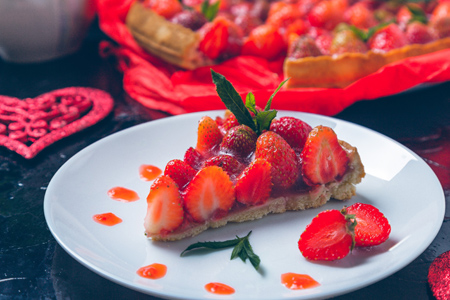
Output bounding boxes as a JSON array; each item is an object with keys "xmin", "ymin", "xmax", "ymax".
[
  {"xmin": 107, "ymin": 186, "xmax": 139, "ymax": 202},
  {"xmin": 204, "ymin": 282, "xmax": 235, "ymax": 295},
  {"xmin": 139, "ymin": 164, "xmax": 162, "ymax": 181},
  {"xmin": 93, "ymin": 213, "xmax": 122, "ymax": 226},
  {"xmin": 136, "ymin": 263, "xmax": 167, "ymax": 279},
  {"xmin": 281, "ymin": 273, "xmax": 320, "ymax": 290}
]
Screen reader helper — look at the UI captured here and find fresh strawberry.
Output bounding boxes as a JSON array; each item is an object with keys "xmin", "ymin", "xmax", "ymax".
[
  {"xmin": 234, "ymin": 14, "xmax": 262, "ymax": 36},
  {"xmin": 329, "ymin": 29, "xmax": 368, "ymax": 55},
  {"xmin": 298, "ymin": 209, "xmax": 356, "ymax": 261},
  {"xmin": 242, "ymin": 23, "xmax": 285, "ymax": 60},
  {"xmin": 250, "ymin": 0, "xmax": 270, "ymax": 20},
  {"xmin": 184, "ymin": 166, "xmax": 235, "ymax": 222},
  {"xmin": 297, "ymin": 0, "xmax": 322, "ymax": 17},
  {"xmin": 269, "ymin": 117, "xmax": 313, "ymax": 152},
  {"xmin": 204, "ymin": 154, "xmax": 244, "ymax": 177},
  {"xmin": 285, "ymin": 19, "xmax": 309, "ymax": 45},
  {"xmin": 431, "ymin": 1, "xmax": 450, "ymax": 22},
  {"xmin": 406, "ymin": 21, "xmax": 436, "ymax": 44},
  {"xmin": 308, "ymin": 0, "xmax": 347, "ymax": 31},
  {"xmin": 396, "ymin": 3, "xmax": 426, "ymax": 29},
  {"xmin": 199, "ymin": 16, "xmax": 243, "ymax": 61},
  {"xmin": 368, "ymin": 23, "xmax": 407, "ymax": 53},
  {"xmin": 164, "ymin": 159, "xmax": 197, "ymax": 189},
  {"xmin": 184, "ymin": 147, "xmax": 204, "ymax": 170},
  {"xmin": 144, "ymin": 175, "xmax": 184, "ymax": 235},
  {"xmin": 430, "ymin": 16, "xmax": 450, "ymax": 38},
  {"xmin": 196, "ymin": 116, "xmax": 223, "ymax": 156},
  {"xmin": 287, "ymin": 35, "xmax": 323, "ymax": 59},
  {"xmin": 220, "ymin": 125, "xmax": 257, "ymax": 159},
  {"xmin": 344, "ymin": 2, "xmax": 377, "ymax": 29},
  {"xmin": 301, "ymin": 126, "xmax": 349, "ymax": 186},
  {"xmin": 345, "ymin": 203, "xmax": 391, "ymax": 247},
  {"xmin": 170, "ymin": 9, "xmax": 207, "ymax": 31},
  {"xmin": 220, "ymin": 113, "xmax": 240, "ymax": 133},
  {"xmin": 315, "ymin": 32, "xmax": 333, "ymax": 55},
  {"xmin": 235, "ymin": 158, "xmax": 272, "ymax": 205},
  {"xmin": 143, "ymin": 0, "xmax": 183, "ymax": 19},
  {"xmin": 255, "ymin": 131, "xmax": 299, "ymax": 189},
  {"xmin": 266, "ymin": 3, "xmax": 300, "ymax": 29}
]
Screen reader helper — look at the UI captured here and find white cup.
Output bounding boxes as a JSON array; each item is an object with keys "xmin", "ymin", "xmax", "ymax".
[{"xmin": 0, "ymin": 0, "xmax": 95, "ymax": 63}]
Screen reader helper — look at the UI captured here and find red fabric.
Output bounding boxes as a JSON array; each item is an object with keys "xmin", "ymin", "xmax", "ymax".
[{"xmin": 96, "ymin": 0, "xmax": 450, "ymax": 116}]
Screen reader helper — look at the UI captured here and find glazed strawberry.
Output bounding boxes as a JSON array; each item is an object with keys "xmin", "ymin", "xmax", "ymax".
[
  {"xmin": 164, "ymin": 159, "xmax": 197, "ymax": 189},
  {"xmin": 288, "ymin": 35, "xmax": 323, "ymax": 59},
  {"xmin": 234, "ymin": 14, "xmax": 263, "ymax": 36},
  {"xmin": 220, "ymin": 125, "xmax": 257, "ymax": 159},
  {"xmin": 204, "ymin": 154, "xmax": 244, "ymax": 177},
  {"xmin": 431, "ymin": 1, "xmax": 450, "ymax": 22},
  {"xmin": 143, "ymin": 0, "xmax": 183, "ymax": 19},
  {"xmin": 170, "ymin": 9, "xmax": 207, "ymax": 31},
  {"xmin": 184, "ymin": 166, "xmax": 235, "ymax": 222},
  {"xmin": 196, "ymin": 116, "xmax": 223, "ymax": 156},
  {"xmin": 368, "ymin": 23, "xmax": 407, "ymax": 53},
  {"xmin": 298, "ymin": 209, "xmax": 355, "ymax": 261},
  {"xmin": 184, "ymin": 147, "xmax": 204, "ymax": 170},
  {"xmin": 242, "ymin": 24, "xmax": 285, "ymax": 60},
  {"xmin": 220, "ymin": 113, "xmax": 239, "ymax": 133},
  {"xmin": 406, "ymin": 21, "xmax": 436, "ymax": 44},
  {"xmin": 301, "ymin": 126, "xmax": 349, "ymax": 186},
  {"xmin": 269, "ymin": 117, "xmax": 312, "ymax": 152},
  {"xmin": 266, "ymin": 3, "xmax": 300, "ymax": 29},
  {"xmin": 329, "ymin": 29, "xmax": 368, "ymax": 55},
  {"xmin": 344, "ymin": 2, "xmax": 377, "ymax": 29},
  {"xmin": 397, "ymin": 3, "xmax": 426, "ymax": 29},
  {"xmin": 285, "ymin": 19, "xmax": 309, "ymax": 46},
  {"xmin": 345, "ymin": 203, "xmax": 391, "ymax": 247},
  {"xmin": 255, "ymin": 131, "xmax": 299, "ymax": 189},
  {"xmin": 308, "ymin": 0, "xmax": 347, "ymax": 31},
  {"xmin": 430, "ymin": 16, "xmax": 450, "ymax": 38},
  {"xmin": 144, "ymin": 175, "xmax": 184, "ymax": 235},
  {"xmin": 199, "ymin": 16, "xmax": 243, "ymax": 61},
  {"xmin": 235, "ymin": 159, "xmax": 272, "ymax": 206}
]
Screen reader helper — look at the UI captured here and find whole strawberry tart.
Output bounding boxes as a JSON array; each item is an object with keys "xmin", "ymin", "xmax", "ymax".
[
  {"xmin": 126, "ymin": 0, "xmax": 450, "ymax": 88},
  {"xmin": 145, "ymin": 71, "xmax": 365, "ymax": 241}
]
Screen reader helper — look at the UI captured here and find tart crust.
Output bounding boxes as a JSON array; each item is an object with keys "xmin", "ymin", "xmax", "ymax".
[
  {"xmin": 284, "ymin": 37, "xmax": 450, "ymax": 89},
  {"xmin": 126, "ymin": 1, "xmax": 209, "ymax": 69},
  {"xmin": 147, "ymin": 140, "xmax": 365, "ymax": 241}
]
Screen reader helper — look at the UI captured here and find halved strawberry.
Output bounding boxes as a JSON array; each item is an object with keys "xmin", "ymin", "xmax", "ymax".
[
  {"xmin": 220, "ymin": 124, "xmax": 257, "ymax": 159},
  {"xmin": 345, "ymin": 203, "xmax": 391, "ymax": 247},
  {"xmin": 196, "ymin": 116, "xmax": 223, "ymax": 156},
  {"xmin": 184, "ymin": 147, "xmax": 204, "ymax": 170},
  {"xmin": 144, "ymin": 176, "xmax": 184, "ymax": 235},
  {"xmin": 255, "ymin": 131, "xmax": 299, "ymax": 189},
  {"xmin": 164, "ymin": 159, "xmax": 197, "ymax": 189},
  {"xmin": 235, "ymin": 158, "xmax": 272, "ymax": 206},
  {"xmin": 204, "ymin": 154, "xmax": 244, "ymax": 177},
  {"xmin": 301, "ymin": 126, "xmax": 349, "ymax": 186},
  {"xmin": 184, "ymin": 166, "xmax": 235, "ymax": 222},
  {"xmin": 298, "ymin": 209, "xmax": 355, "ymax": 261},
  {"xmin": 269, "ymin": 117, "xmax": 312, "ymax": 152}
]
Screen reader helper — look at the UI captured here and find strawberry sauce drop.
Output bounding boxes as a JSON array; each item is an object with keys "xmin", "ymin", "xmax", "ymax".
[
  {"xmin": 139, "ymin": 164, "xmax": 162, "ymax": 181},
  {"xmin": 93, "ymin": 213, "xmax": 122, "ymax": 226},
  {"xmin": 204, "ymin": 282, "xmax": 235, "ymax": 295},
  {"xmin": 107, "ymin": 186, "xmax": 139, "ymax": 202},
  {"xmin": 281, "ymin": 273, "xmax": 320, "ymax": 290},
  {"xmin": 136, "ymin": 263, "xmax": 167, "ymax": 279}
]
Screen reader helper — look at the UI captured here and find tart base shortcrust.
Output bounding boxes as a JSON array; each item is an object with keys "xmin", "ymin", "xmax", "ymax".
[{"xmin": 147, "ymin": 140, "xmax": 365, "ymax": 241}]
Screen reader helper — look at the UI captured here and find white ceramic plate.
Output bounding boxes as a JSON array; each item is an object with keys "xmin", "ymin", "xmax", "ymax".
[{"xmin": 44, "ymin": 110, "xmax": 445, "ymax": 300}]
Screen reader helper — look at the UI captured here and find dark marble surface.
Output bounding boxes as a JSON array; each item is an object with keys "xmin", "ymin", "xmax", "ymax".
[{"xmin": 0, "ymin": 20, "xmax": 449, "ymax": 300}]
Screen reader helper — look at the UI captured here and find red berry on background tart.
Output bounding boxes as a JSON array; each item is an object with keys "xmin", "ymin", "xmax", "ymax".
[
  {"xmin": 368, "ymin": 23, "xmax": 408, "ymax": 52},
  {"xmin": 298, "ymin": 209, "xmax": 356, "ymax": 261},
  {"xmin": 288, "ymin": 35, "xmax": 323, "ymax": 59},
  {"xmin": 329, "ymin": 28, "xmax": 368, "ymax": 55},
  {"xmin": 406, "ymin": 21, "xmax": 436, "ymax": 45},
  {"xmin": 142, "ymin": 0, "xmax": 183, "ymax": 19},
  {"xmin": 344, "ymin": 2, "xmax": 377, "ymax": 29},
  {"xmin": 242, "ymin": 24, "xmax": 285, "ymax": 60},
  {"xmin": 170, "ymin": 9, "xmax": 208, "ymax": 31}
]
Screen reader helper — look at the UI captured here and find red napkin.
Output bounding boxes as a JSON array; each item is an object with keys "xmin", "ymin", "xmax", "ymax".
[{"xmin": 96, "ymin": 0, "xmax": 450, "ymax": 116}]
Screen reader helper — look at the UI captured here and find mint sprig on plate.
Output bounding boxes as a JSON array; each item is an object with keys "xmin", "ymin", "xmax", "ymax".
[
  {"xmin": 180, "ymin": 231, "xmax": 261, "ymax": 270},
  {"xmin": 211, "ymin": 69, "xmax": 289, "ymax": 135}
]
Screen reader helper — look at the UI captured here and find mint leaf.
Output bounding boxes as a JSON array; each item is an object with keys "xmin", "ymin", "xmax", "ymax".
[
  {"xmin": 201, "ymin": 0, "xmax": 220, "ymax": 21},
  {"xmin": 181, "ymin": 231, "xmax": 260, "ymax": 270},
  {"xmin": 211, "ymin": 69, "xmax": 257, "ymax": 132},
  {"xmin": 265, "ymin": 78, "xmax": 289, "ymax": 112},
  {"xmin": 406, "ymin": 4, "xmax": 427, "ymax": 24},
  {"xmin": 255, "ymin": 110, "xmax": 277, "ymax": 134},
  {"xmin": 245, "ymin": 92, "xmax": 258, "ymax": 115}
]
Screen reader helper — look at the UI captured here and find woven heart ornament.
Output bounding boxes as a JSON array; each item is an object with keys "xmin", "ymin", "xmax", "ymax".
[{"xmin": 0, "ymin": 87, "xmax": 114, "ymax": 159}]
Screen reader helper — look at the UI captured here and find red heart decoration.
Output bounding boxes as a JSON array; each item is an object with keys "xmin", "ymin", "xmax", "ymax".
[{"xmin": 0, "ymin": 87, "xmax": 114, "ymax": 159}]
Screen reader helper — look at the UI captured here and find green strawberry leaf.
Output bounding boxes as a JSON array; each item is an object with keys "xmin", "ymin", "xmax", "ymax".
[
  {"xmin": 211, "ymin": 69, "xmax": 257, "ymax": 132},
  {"xmin": 201, "ymin": 0, "xmax": 220, "ymax": 21},
  {"xmin": 265, "ymin": 78, "xmax": 289, "ymax": 111},
  {"xmin": 255, "ymin": 110, "xmax": 277, "ymax": 134},
  {"xmin": 406, "ymin": 4, "xmax": 428, "ymax": 24}
]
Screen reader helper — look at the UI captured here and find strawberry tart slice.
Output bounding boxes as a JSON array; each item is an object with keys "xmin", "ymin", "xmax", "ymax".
[{"xmin": 145, "ymin": 70, "xmax": 365, "ymax": 241}]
